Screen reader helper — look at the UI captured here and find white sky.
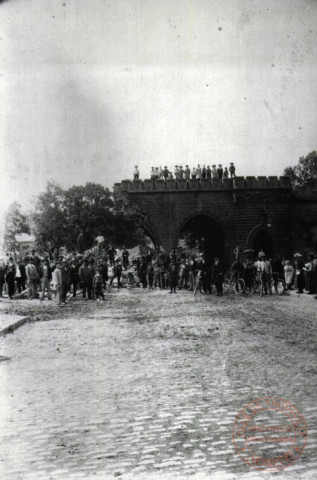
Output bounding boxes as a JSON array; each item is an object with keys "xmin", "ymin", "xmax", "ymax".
[{"xmin": 0, "ymin": 0, "xmax": 316, "ymax": 227}]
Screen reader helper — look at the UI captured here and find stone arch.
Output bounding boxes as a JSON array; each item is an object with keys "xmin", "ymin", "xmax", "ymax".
[
  {"xmin": 177, "ymin": 212, "xmax": 227, "ymax": 268},
  {"xmin": 247, "ymin": 224, "xmax": 279, "ymax": 257},
  {"xmin": 134, "ymin": 212, "xmax": 159, "ymax": 247}
]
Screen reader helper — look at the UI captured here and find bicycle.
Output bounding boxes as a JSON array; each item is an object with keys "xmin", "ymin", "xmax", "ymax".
[{"xmin": 223, "ymin": 272, "xmax": 245, "ymax": 295}]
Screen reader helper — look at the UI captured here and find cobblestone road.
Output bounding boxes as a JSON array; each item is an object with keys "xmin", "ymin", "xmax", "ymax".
[{"xmin": 0, "ymin": 290, "xmax": 316, "ymax": 480}]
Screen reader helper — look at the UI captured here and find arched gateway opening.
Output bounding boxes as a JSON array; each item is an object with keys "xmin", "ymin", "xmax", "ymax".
[
  {"xmin": 247, "ymin": 225, "xmax": 278, "ymax": 258},
  {"xmin": 178, "ymin": 214, "xmax": 226, "ymax": 269}
]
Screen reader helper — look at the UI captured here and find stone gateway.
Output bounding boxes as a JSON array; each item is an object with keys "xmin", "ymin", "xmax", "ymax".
[{"xmin": 114, "ymin": 177, "xmax": 317, "ymax": 261}]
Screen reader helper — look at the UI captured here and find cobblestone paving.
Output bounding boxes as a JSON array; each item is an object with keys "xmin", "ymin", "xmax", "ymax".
[{"xmin": 0, "ymin": 290, "xmax": 316, "ymax": 480}]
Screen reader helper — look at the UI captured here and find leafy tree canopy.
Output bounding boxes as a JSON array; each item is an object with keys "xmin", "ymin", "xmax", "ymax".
[
  {"xmin": 284, "ymin": 151, "xmax": 317, "ymax": 189},
  {"xmin": 31, "ymin": 182, "xmax": 147, "ymax": 250},
  {"xmin": 3, "ymin": 201, "xmax": 30, "ymax": 251}
]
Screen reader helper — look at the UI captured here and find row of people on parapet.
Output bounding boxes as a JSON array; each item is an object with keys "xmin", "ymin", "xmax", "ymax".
[{"xmin": 133, "ymin": 164, "xmax": 236, "ymax": 181}]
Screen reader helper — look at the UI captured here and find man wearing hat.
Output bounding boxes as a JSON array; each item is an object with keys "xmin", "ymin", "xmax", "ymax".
[
  {"xmin": 163, "ymin": 166, "xmax": 169, "ymax": 180},
  {"xmin": 229, "ymin": 162, "xmax": 236, "ymax": 178},
  {"xmin": 294, "ymin": 253, "xmax": 304, "ymax": 294},
  {"xmin": 206, "ymin": 165, "xmax": 211, "ymax": 180},
  {"xmin": 79, "ymin": 260, "xmax": 94, "ymax": 299},
  {"xmin": 305, "ymin": 253, "xmax": 315, "ymax": 294},
  {"xmin": 26, "ymin": 257, "xmax": 38, "ymax": 299},
  {"xmin": 133, "ymin": 166, "xmax": 139, "ymax": 180},
  {"xmin": 39, "ymin": 258, "xmax": 52, "ymax": 301},
  {"xmin": 211, "ymin": 165, "xmax": 217, "ymax": 179},
  {"xmin": 31, "ymin": 250, "xmax": 41, "ymax": 273},
  {"xmin": 185, "ymin": 165, "xmax": 190, "ymax": 179},
  {"xmin": 109, "ymin": 260, "xmax": 123, "ymax": 288},
  {"xmin": 258, "ymin": 253, "xmax": 272, "ymax": 295},
  {"xmin": 60, "ymin": 260, "xmax": 70, "ymax": 305},
  {"xmin": 217, "ymin": 164, "xmax": 223, "ymax": 181},
  {"xmin": 69, "ymin": 260, "xmax": 79, "ymax": 297}
]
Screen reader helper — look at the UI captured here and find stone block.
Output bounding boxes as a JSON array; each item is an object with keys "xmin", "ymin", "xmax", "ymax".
[
  {"xmin": 166, "ymin": 179, "xmax": 177, "ymax": 190},
  {"xmin": 188, "ymin": 179, "xmax": 199, "ymax": 190},
  {"xmin": 257, "ymin": 176, "xmax": 267, "ymax": 188},
  {"xmin": 246, "ymin": 176, "xmax": 257, "ymax": 188},
  {"xmin": 268, "ymin": 176, "xmax": 278, "ymax": 188},
  {"xmin": 132, "ymin": 179, "xmax": 143, "ymax": 190},
  {"xmin": 233, "ymin": 177, "xmax": 245, "ymax": 189},
  {"xmin": 113, "ymin": 183, "xmax": 122, "ymax": 193},
  {"xmin": 222, "ymin": 178, "xmax": 233, "ymax": 189},
  {"xmin": 211, "ymin": 178, "xmax": 221, "ymax": 189},
  {"xmin": 155, "ymin": 180, "xmax": 166, "ymax": 191},
  {"xmin": 177, "ymin": 179, "xmax": 188, "ymax": 190},
  {"xmin": 279, "ymin": 176, "xmax": 291, "ymax": 188},
  {"xmin": 122, "ymin": 180, "xmax": 132, "ymax": 191},
  {"xmin": 200, "ymin": 179, "xmax": 211, "ymax": 190},
  {"xmin": 144, "ymin": 180, "xmax": 154, "ymax": 190}
]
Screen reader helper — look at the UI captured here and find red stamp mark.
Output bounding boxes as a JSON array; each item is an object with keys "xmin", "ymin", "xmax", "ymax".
[{"xmin": 232, "ymin": 397, "xmax": 307, "ymax": 471}]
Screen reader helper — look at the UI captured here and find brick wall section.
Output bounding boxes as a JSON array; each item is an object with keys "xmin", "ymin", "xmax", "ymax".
[{"xmin": 114, "ymin": 178, "xmax": 317, "ymax": 256}]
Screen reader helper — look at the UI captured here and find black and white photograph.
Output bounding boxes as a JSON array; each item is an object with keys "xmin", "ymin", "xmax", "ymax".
[{"xmin": 0, "ymin": 1, "xmax": 316, "ymax": 479}]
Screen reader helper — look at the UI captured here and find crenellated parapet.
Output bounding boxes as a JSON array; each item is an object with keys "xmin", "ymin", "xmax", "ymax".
[{"xmin": 114, "ymin": 176, "xmax": 291, "ymax": 192}]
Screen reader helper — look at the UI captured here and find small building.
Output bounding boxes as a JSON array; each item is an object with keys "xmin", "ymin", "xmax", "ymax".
[{"xmin": 15, "ymin": 233, "xmax": 36, "ymax": 252}]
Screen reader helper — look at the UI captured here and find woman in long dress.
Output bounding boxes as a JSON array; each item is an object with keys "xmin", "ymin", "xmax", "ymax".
[{"xmin": 284, "ymin": 260, "xmax": 294, "ymax": 290}]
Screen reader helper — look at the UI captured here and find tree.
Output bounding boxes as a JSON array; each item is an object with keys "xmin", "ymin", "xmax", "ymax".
[
  {"xmin": 63, "ymin": 183, "xmax": 115, "ymax": 248},
  {"xmin": 32, "ymin": 182, "xmax": 68, "ymax": 249},
  {"xmin": 31, "ymin": 181, "xmax": 147, "ymax": 251},
  {"xmin": 3, "ymin": 202, "xmax": 30, "ymax": 251},
  {"xmin": 284, "ymin": 151, "xmax": 317, "ymax": 189}
]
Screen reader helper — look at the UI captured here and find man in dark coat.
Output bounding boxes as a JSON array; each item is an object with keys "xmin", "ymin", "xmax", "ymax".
[
  {"xmin": 60, "ymin": 261, "xmax": 70, "ymax": 304},
  {"xmin": 69, "ymin": 261, "xmax": 79, "ymax": 297},
  {"xmin": 39, "ymin": 258, "xmax": 52, "ymax": 300},
  {"xmin": 19, "ymin": 260, "xmax": 27, "ymax": 292},
  {"xmin": 6, "ymin": 266, "xmax": 16, "ymax": 299},
  {"xmin": 79, "ymin": 260, "xmax": 94, "ymax": 299},
  {"xmin": 212, "ymin": 257, "xmax": 224, "ymax": 296},
  {"xmin": 100, "ymin": 260, "xmax": 108, "ymax": 288},
  {"xmin": 294, "ymin": 253, "xmax": 305, "ymax": 294},
  {"xmin": 122, "ymin": 247, "xmax": 130, "ymax": 270},
  {"xmin": 217, "ymin": 164, "xmax": 223, "ymax": 181},
  {"xmin": 107, "ymin": 246, "xmax": 116, "ymax": 266},
  {"xmin": 110, "ymin": 261, "xmax": 123, "ymax": 288},
  {"xmin": 169, "ymin": 260, "xmax": 178, "ymax": 293}
]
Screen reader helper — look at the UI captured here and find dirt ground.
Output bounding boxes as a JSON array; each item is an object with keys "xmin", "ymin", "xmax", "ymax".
[{"xmin": 0, "ymin": 288, "xmax": 316, "ymax": 480}]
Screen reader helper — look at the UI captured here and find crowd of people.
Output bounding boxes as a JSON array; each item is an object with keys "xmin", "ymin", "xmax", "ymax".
[
  {"xmin": 1, "ymin": 243, "xmax": 317, "ymax": 304},
  {"xmin": 133, "ymin": 163, "xmax": 236, "ymax": 181}
]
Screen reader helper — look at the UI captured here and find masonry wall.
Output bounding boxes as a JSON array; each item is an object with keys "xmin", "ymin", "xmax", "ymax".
[
  {"xmin": 291, "ymin": 190, "xmax": 317, "ymax": 253},
  {"xmin": 114, "ymin": 176, "xmax": 298, "ymax": 258}
]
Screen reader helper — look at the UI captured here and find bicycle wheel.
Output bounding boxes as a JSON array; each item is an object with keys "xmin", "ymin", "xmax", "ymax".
[{"xmin": 234, "ymin": 278, "xmax": 245, "ymax": 295}]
